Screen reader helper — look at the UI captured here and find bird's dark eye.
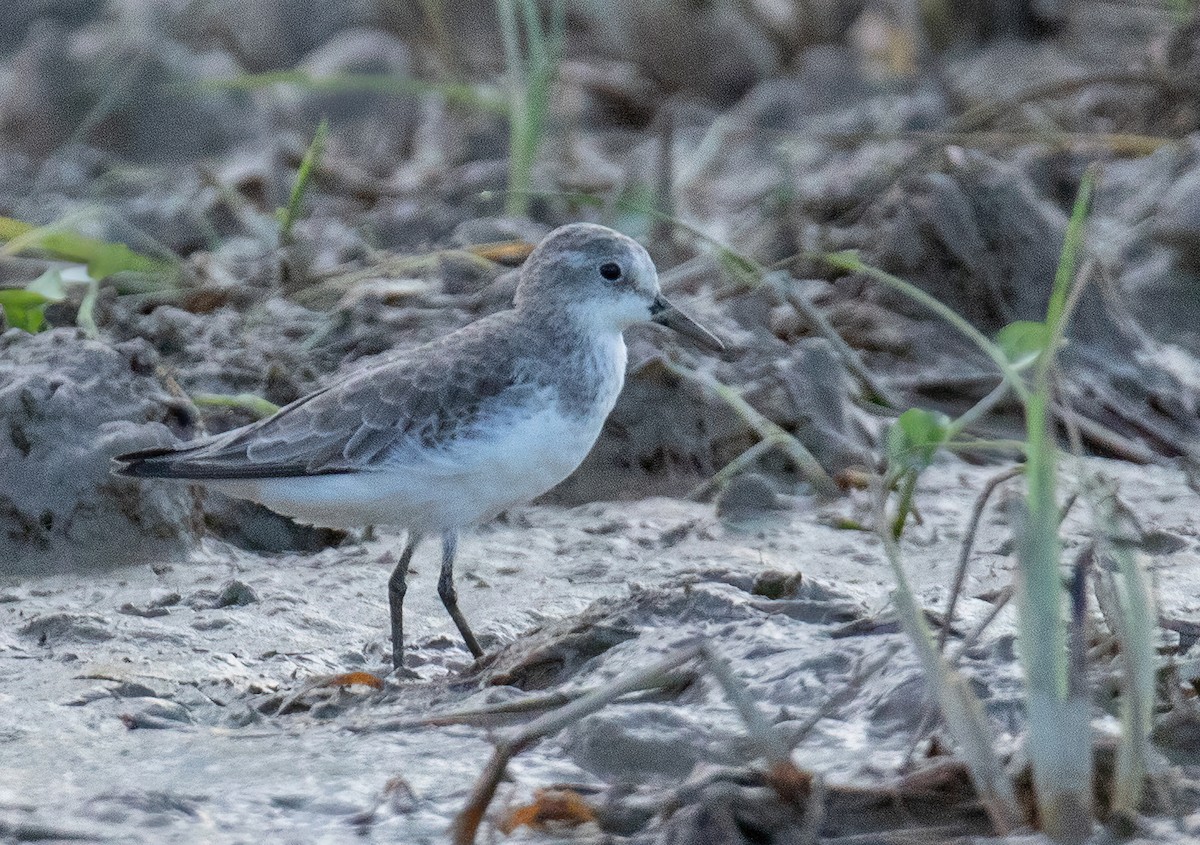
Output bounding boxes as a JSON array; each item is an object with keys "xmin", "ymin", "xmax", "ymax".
[{"xmin": 599, "ymin": 262, "xmax": 622, "ymax": 281}]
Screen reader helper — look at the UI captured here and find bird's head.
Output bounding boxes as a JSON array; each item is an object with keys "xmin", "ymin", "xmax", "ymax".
[{"xmin": 515, "ymin": 222, "xmax": 724, "ymax": 351}]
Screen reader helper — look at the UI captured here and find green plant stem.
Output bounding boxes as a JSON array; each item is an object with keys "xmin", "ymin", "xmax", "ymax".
[
  {"xmin": 198, "ymin": 71, "xmax": 505, "ymax": 113},
  {"xmin": 1016, "ymin": 167, "xmax": 1098, "ymax": 843},
  {"xmin": 280, "ymin": 119, "xmax": 328, "ymax": 247},
  {"xmin": 497, "ymin": 0, "xmax": 563, "ymax": 218},
  {"xmin": 944, "ymin": 380, "xmax": 1011, "ymax": 441},
  {"xmin": 1105, "ymin": 548, "xmax": 1155, "ymax": 824},
  {"xmin": 890, "ymin": 471, "xmax": 918, "ymax": 539},
  {"xmin": 661, "ymin": 361, "xmax": 838, "ymax": 496},
  {"xmin": 873, "ymin": 482, "xmax": 1024, "ymax": 834},
  {"xmin": 0, "ymin": 214, "xmax": 176, "ymax": 282},
  {"xmin": 689, "ymin": 437, "xmax": 780, "ymax": 500}
]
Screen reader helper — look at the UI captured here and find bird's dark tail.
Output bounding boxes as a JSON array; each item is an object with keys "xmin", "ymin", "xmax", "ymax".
[{"xmin": 111, "ymin": 445, "xmax": 200, "ymax": 479}]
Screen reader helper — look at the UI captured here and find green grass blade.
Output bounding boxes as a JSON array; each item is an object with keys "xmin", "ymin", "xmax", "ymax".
[
  {"xmin": 191, "ymin": 392, "xmax": 281, "ymax": 419},
  {"xmin": 659, "ymin": 360, "xmax": 838, "ymax": 496},
  {"xmin": 1017, "ymin": 168, "xmax": 1098, "ymax": 843},
  {"xmin": 822, "ymin": 251, "xmax": 1030, "ymax": 403},
  {"xmin": 497, "ymin": 0, "xmax": 563, "ymax": 218},
  {"xmin": 76, "ymin": 279, "xmax": 100, "ymax": 339},
  {"xmin": 1093, "ymin": 486, "xmax": 1156, "ymax": 828},
  {"xmin": 197, "ymin": 71, "xmax": 506, "ymax": 113},
  {"xmin": 519, "ymin": 0, "xmax": 546, "ymax": 57},
  {"xmin": 1038, "ymin": 167, "xmax": 1095, "ymax": 385},
  {"xmin": 279, "ymin": 119, "xmax": 328, "ymax": 247}
]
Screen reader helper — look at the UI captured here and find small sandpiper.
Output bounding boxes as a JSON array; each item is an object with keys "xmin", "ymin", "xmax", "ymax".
[{"xmin": 114, "ymin": 223, "xmax": 724, "ymax": 671}]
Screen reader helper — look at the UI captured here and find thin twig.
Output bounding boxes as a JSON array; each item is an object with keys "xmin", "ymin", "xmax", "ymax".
[
  {"xmin": 652, "ymin": 103, "xmax": 677, "ymax": 252},
  {"xmin": 938, "ymin": 466, "xmax": 1023, "ymax": 653},
  {"xmin": 781, "ymin": 644, "xmax": 901, "ymax": 751},
  {"xmin": 450, "ymin": 644, "xmax": 705, "ymax": 844},
  {"xmin": 698, "ymin": 643, "xmax": 791, "ymax": 766},
  {"xmin": 689, "ymin": 437, "xmax": 782, "ymax": 500},
  {"xmin": 950, "ymin": 71, "xmax": 1199, "ymax": 136},
  {"xmin": 820, "ymin": 251, "xmax": 1030, "ymax": 404},
  {"xmin": 838, "ymin": 70, "xmax": 1194, "ymax": 224},
  {"xmin": 1067, "ymin": 545, "xmax": 1096, "ymax": 700},
  {"xmin": 949, "ymin": 584, "xmax": 1015, "ymax": 668},
  {"xmin": 870, "ymin": 478, "xmax": 1024, "ymax": 833},
  {"xmin": 768, "ymin": 274, "xmax": 901, "ymax": 407},
  {"xmin": 660, "ymin": 360, "xmax": 839, "ymax": 496},
  {"xmin": 350, "ymin": 670, "xmax": 696, "ymax": 733},
  {"xmin": 1051, "ymin": 400, "xmax": 1158, "ymax": 464}
]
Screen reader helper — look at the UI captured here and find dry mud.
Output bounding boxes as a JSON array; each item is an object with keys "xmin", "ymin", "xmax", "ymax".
[{"xmin": 3, "ymin": 459, "xmax": 1200, "ymax": 843}]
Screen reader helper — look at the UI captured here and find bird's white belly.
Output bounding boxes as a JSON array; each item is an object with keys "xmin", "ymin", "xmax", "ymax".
[{"xmin": 206, "ymin": 402, "xmax": 609, "ymax": 532}]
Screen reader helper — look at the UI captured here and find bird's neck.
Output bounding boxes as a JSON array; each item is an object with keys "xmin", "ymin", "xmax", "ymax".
[{"xmin": 518, "ymin": 308, "xmax": 627, "ymax": 421}]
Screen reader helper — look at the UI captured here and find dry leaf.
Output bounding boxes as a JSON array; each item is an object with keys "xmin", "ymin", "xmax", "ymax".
[
  {"xmin": 835, "ymin": 467, "xmax": 872, "ymax": 490},
  {"xmin": 498, "ymin": 788, "xmax": 597, "ymax": 835},
  {"xmin": 467, "ymin": 241, "xmax": 535, "ymax": 266},
  {"xmin": 318, "ymin": 671, "xmax": 385, "ymax": 690},
  {"xmin": 764, "ymin": 761, "xmax": 813, "ymax": 804}
]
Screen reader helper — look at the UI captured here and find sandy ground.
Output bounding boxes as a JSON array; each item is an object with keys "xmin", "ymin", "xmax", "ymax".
[{"xmin": 3, "ymin": 458, "xmax": 1199, "ymax": 843}]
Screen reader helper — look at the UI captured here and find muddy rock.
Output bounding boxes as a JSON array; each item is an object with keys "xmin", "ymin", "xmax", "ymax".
[
  {"xmin": 180, "ymin": 0, "xmax": 372, "ymax": 73},
  {"xmin": 107, "ymin": 299, "xmax": 326, "ymax": 414},
  {"xmin": 547, "ymin": 356, "xmax": 748, "ymax": 503},
  {"xmin": 0, "ymin": 0, "xmax": 104, "ymax": 52},
  {"xmin": 0, "ymin": 329, "xmax": 200, "ymax": 575},
  {"xmin": 76, "ymin": 34, "xmax": 257, "ymax": 163},
  {"xmin": 567, "ymin": 704, "xmax": 728, "ymax": 779},
  {"xmin": 0, "ymin": 21, "xmax": 89, "ymax": 158},
  {"xmin": 716, "ymin": 473, "xmax": 784, "ymax": 521},
  {"xmin": 293, "ymin": 28, "xmax": 417, "ymax": 165},
  {"xmin": 1, "ymin": 18, "xmax": 257, "ymax": 162},
  {"xmin": 575, "ymin": 0, "xmax": 779, "ymax": 105}
]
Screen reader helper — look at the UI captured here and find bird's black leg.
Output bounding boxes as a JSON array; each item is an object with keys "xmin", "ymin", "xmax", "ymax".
[
  {"xmin": 438, "ymin": 531, "xmax": 483, "ymax": 658},
  {"xmin": 389, "ymin": 533, "xmax": 422, "ymax": 672}
]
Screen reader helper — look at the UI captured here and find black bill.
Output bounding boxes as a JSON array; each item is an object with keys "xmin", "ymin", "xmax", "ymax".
[{"xmin": 649, "ymin": 294, "xmax": 725, "ymax": 351}]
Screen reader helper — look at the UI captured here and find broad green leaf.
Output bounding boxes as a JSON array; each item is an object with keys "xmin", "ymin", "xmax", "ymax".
[
  {"xmin": 996, "ymin": 320, "xmax": 1050, "ymax": 369},
  {"xmin": 0, "ymin": 215, "xmax": 175, "ymax": 281},
  {"xmin": 0, "ymin": 288, "xmax": 55, "ymax": 332},
  {"xmin": 0, "ymin": 268, "xmax": 103, "ymax": 336},
  {"xmin": 887, "ymin": 407, "xmax": 951, "ymax": 471}
]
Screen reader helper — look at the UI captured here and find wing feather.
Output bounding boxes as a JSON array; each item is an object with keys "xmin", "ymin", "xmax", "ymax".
[{"xmin": 114, "ymin": 312, "xmax": 536, "ymax": 480}]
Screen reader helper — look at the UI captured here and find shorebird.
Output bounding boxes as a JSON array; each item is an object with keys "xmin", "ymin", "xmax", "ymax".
[{"xmin": 114, "ymin": 223, "xmax": 724, "ymax": 671}]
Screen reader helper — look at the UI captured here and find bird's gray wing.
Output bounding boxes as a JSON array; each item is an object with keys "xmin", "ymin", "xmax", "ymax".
[{"xmin": 117, "ymin": 316, "xmax": 536, "ymax": 480}]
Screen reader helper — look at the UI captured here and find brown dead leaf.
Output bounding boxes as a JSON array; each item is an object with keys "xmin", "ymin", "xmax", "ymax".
[
  {"xmin": 318, "ymin": 671, "xmax": 385, "ymax": 690},
  {"xmin": 498, "ymin": 789, "xmax": 596, "ymax": 835},
  {"xmin": 835, "ymin": 467, "xmax": 872, "ymax": 490},
  {"xmin": 467, "ymin": 241, "xmax": 535, "ymax": 266},
  {"xmin": 764, "ymin": 760, "xmax": 813, "ymax": 804}
]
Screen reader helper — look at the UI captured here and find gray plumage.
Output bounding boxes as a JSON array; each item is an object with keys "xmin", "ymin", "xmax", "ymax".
[
  {"xmin": 115, "ymin": 224, "xmax": 638, "ymax": 482},
  {"xmin": 115, "ymin": 310, "xmax": 610, "ymax": 480}
]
